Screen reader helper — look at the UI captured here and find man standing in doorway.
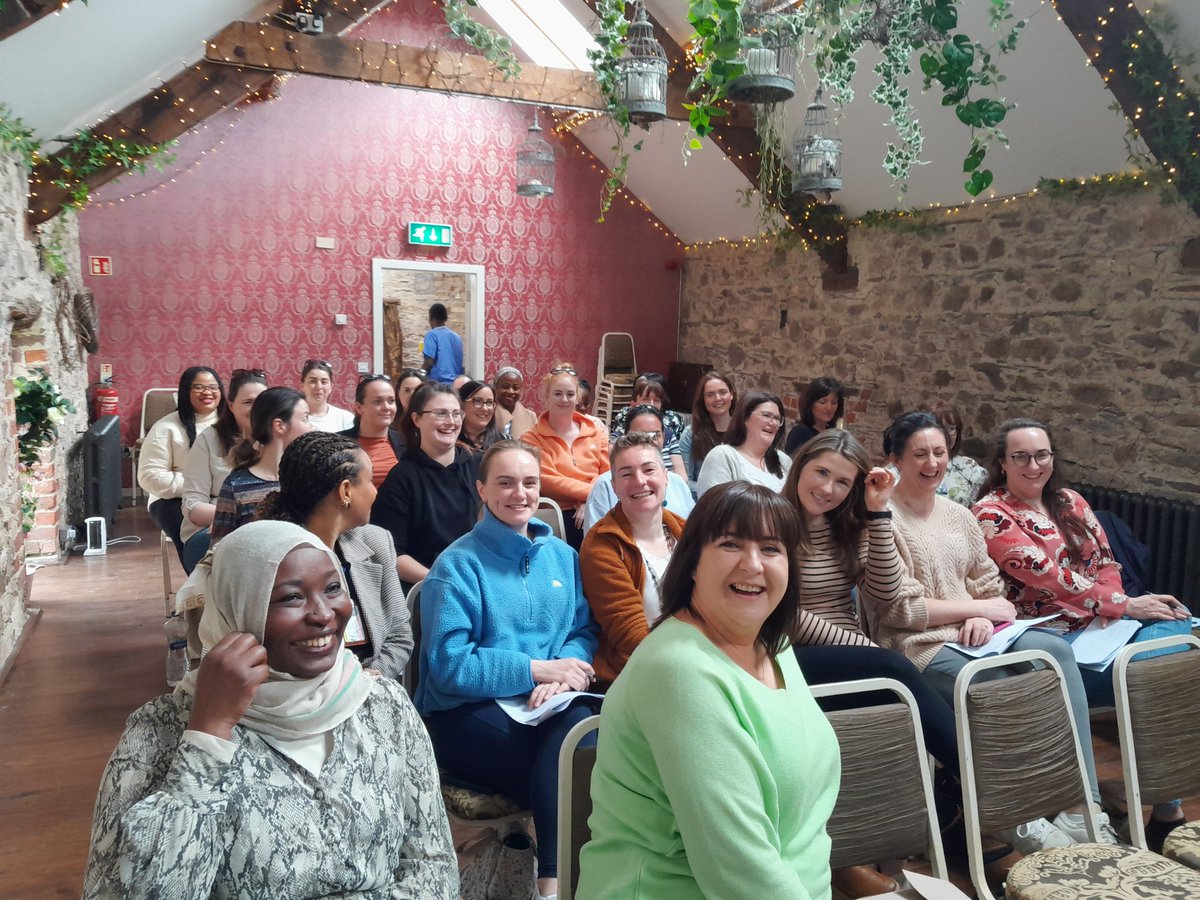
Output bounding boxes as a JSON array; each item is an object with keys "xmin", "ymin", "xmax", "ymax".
[{"xmin": 421, "ymin": 302, "xmax": 464, "ymax": 384}]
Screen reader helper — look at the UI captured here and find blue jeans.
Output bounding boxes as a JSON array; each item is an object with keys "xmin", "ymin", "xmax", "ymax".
[
  {"xmin": 425, "ymin": 698, "xmax": 600, "ymax": 879},
  {"xmin": 181, "ymin": 528, "xmax": 210, "ymax": 575},
  {"xmin": 923, "ymin": 629, "xmax": 1101, "ymax": 803},
  {"xmin": 1063, "ymin": 618, "xmax": 1193, "ymax": 707}
]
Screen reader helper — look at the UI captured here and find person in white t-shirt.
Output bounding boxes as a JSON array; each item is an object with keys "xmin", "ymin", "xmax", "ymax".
[{"xmin": 301, "ymin": 358, "xmax": 354, "ymax": 433}]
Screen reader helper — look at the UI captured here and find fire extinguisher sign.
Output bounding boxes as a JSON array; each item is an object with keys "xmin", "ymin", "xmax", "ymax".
[{"xmin": 89, "ymin": 256, "xmax": 113, "ymax": 276}]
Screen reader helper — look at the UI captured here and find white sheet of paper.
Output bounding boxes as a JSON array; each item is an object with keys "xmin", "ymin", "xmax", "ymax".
[
  {"xmin": 858, "ymin": 869, "xmax": 972, "ymax": 900},
  {"xmin": 945, "ymin": 613, "xmax": 1062, "ymax": 658},
  {"xmin": 1072, "ymin": 616, "xmax": 1141, "ymax": 669},
  {"xmin": 495, "ymin": 691, "xmax": 604, "ymax": 726}
]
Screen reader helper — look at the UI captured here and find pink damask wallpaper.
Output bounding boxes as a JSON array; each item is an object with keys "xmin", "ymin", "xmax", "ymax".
[{"xmin": 79, "ymin": 1, "xmax": 682, "ymax": 447}]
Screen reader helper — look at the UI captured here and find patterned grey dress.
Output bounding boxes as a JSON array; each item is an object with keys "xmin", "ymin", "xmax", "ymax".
[{"xmin": 83, "ymin": 679, "xmax": 457, "ymax": 899}]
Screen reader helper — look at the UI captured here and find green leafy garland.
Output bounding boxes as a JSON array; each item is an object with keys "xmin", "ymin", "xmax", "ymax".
[
  {"xmin": 14, "ymin": 368, "xmax": 76, "ymax": 532},
  {"xmin": 587, "ymin": 0, "xmax": 641, "ymax": 222},
  {"xmin": 0, "ymin": 103, "xmax": 39, "ymax": 168},
  {"xmin": 48, "ymin": 130, "xmax": 176, "ymax": 210},
  {"xmin": 441, "ymin": 0, "xmax": 521, "ymax": 80}
]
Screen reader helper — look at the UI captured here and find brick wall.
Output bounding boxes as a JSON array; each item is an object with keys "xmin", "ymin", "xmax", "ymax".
[
  {"xmin": 1, "ymin": 152, "xmax": 89, "ymax": 673},
  {"xmin": 679, "ymin": 186, "xmax": 1200, "ymax": 498}
]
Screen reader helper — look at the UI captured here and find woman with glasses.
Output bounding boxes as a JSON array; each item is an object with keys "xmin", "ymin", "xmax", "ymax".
[
  {"xmin": 973, "ymin": 417, "xmax": 1191, "ymax": 848},
  {"xmin": 181, "ymin": 368, "xmax": 267, "ymax": 573},
  {"xmin": 300, "ymin": 359, "xmax": 354, "ymax": 433},
  {"xmin": 928, "ymin": 399, "xmax": 987, "ymax": 507},
  {"xmin": 341, "ymin": 374, "xmax": 404, "ymax": 488},
  {"xmin": 680, "ymin": 372, "xmax": 735, "ymax": 492},
  {"xmin": 695, "ymin": 391, "xmax": 792, "ymax": 498},
  {"xmin": 371, "ymin": 383, "xmax": 481, "ymax": 592},
  {"xmin": 210, "ymin": 387, "xmax": 312, "ymax": 543},
  {"xmin": 457, "ymin": 379, "xmax": 501, "ymax": 451},
  {"xmin": 493, "ymin": 366, "xmax": 538, "ymax": 439},
  {"xmin": 520, "ymin": 362, "xmax": 610, "ymax": 549},
  {"xmin": 138, "ymin": 367, "xmax": 226, "ymax": 564}
]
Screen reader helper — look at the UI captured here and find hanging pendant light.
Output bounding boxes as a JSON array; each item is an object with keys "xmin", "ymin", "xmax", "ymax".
[
  {"xmin": 516, "ymin": 108, "xmax": 556, "ymax": 198},
  {"xmin": 615, "ymin": 0, "xmax": 668, "ymax": 126},
  {"xmin": 791, "ymin": 86, "xmax": 842, "ymax": 199}
]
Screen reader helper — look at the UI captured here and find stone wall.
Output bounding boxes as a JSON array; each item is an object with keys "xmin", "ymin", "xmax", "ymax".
[
  {"xmin": 0, "ymin": 152, "xmax": 89, "ymax": 673},
  {"xmin": 679, "ymin": 187, "xmax": 1200, "ymax": 499}
]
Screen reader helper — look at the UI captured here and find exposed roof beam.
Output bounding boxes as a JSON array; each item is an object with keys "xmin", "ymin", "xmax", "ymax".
[
  {"xmin": 0, "ymin": 0, "xmax": 79, "ymax": 44},
  {"xmin": 1056, "ymin": 0, "xmax": 1200, "ymax": 217},
  {"xmin": 25, "ymin": 0, "xmax": 383, "ymax": 226}
]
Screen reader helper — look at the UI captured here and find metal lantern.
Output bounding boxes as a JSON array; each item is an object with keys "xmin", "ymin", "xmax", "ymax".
[
  {"xmin": 726, "ymin": 3, "xmax": 797, "ymax": 105},
  {"xmin": 615, "ymin": 0, "xmax": 668, "ymax": 125},
  {"xmin": 791, "ymin": 86, "xmax": 842, "ymax": 197},
  {"xmin": 515, "ymin": 108, "xmax": 556, "ymax": 198}
]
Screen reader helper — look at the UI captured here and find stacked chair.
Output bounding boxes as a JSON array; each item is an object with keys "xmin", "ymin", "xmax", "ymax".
[{"xmin": 592, "ymin": 332, "xmax": 637, "ymax": 430}]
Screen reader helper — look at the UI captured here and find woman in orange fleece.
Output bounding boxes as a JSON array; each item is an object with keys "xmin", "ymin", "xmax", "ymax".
[{"xmin": 520, "ymin": 362, "xmax": 610, "ymax": 549}]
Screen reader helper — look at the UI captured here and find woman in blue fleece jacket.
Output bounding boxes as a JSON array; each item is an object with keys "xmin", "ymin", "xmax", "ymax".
[{"xmin": 415, "ymin": 440, "xmax": 599, "ymax": 900}]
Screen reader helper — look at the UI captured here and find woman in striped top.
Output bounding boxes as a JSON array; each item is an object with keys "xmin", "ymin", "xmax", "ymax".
[{"xmin": 782, "ymin": 429, "xmax": 959, "ymax": 776}]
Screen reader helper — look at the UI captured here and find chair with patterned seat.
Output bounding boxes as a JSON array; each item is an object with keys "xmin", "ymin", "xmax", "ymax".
[
  {"xmin": 1113, "ymin": 633, "xmax": 1200, "ymax": 868},
  {"xmin": 954, "ymin": 650, "xmax": 1200, "ymax": 900}
]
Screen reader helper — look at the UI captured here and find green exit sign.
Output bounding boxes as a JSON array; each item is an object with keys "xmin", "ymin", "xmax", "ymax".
[{"xmin": 408, "ymin": 222, "xmax": 452, "ymax": 247}]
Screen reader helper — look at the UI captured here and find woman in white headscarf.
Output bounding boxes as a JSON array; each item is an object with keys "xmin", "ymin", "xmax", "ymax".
[{"xmin": 83, "ymin": 521, "xmax": 457, "ymax": 900}]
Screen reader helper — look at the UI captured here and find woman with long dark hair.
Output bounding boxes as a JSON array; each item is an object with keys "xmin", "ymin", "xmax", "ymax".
[
  {"xmin": 341, "ymin": 374, "xmax": 404, "ymax": 488},
  {"xmin": 259, "ymin": 431, "xmax": 413, "ymax": 679},
  {"xmin": 457, "ymin": 379, "xmax": 502, "ymax": 451},
  {"xmin": 785, "ymin": 376, "xmax": 845, "ymax": 455},
  {"xmin": 695, "ymin": 390, "xmax": 791, "ymax": 497},
  {"xmin": 180, "ymin": 368, "xmax": 267, "ymax": 573},
  {"xmin": 209, "ymin": 387, "xmax": 311, "ymax": 543},
  {"xmin": 139, "ymin": 366, "xmax": 225, "ymax": 563},
  {"xmin": 679, "ymin": 371, "xmax": 735, "ymax": 490},
  {"xmin": 370, "ymin": 382, "xmax": 480, "ymax": 592},
  {"xmin": 974, "ymin": 417, "xmax": 1190, "ymax": 850}
]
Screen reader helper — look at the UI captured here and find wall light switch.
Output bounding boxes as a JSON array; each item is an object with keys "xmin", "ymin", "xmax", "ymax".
[
  {"xmin": 315, "ymin": 236, "xmax": 336, "ymax": 250},
  {"xmin": 334, "ymin": 313, "xmax": 348, "ymax": 326},
  {"xmin": 356, "ymin": 361, "xmax": 370, "ymax": 374}
]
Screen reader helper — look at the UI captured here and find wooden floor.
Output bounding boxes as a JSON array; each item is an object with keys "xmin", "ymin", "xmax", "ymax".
[{"xmin": 0, "ymin": 504, "xmax": 1192, "ymax": 898}]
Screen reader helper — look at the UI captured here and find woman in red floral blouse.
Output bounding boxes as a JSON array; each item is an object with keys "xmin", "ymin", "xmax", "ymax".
[{"xmin": 973, "ymin": 416, "xmax": 1191, "ymax": 851}]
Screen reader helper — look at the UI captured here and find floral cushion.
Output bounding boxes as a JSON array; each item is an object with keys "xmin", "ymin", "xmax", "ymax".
[
  {"xmin": 1005, "ymin": 843, "xmax": 1200, "ymax": 899},
  {"xmin": 1164, "ymin": 821, "xmax": 1200, "ymax": 871}
]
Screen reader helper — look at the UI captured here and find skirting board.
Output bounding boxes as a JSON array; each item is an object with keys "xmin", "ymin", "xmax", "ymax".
[{"xmin": 0, "ymin": 607, "xmax": 43, "ymax": 690}]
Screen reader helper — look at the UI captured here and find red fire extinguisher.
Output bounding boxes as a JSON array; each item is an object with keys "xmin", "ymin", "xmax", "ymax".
[{"xmin": 92, "ymin": 383, "xmax": 119, "ymax": 420}]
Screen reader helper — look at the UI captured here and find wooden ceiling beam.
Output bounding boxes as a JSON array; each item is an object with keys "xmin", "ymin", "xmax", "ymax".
[
  {"xmin": 0, "ymin": 0, "xmax": 79, "ymax": 45},
  {"xmin": 25, "ymin": 0, "xmax": 381, "ymax": 226},
  {"xmin": 1055, "ymin": 0, "xmax": 1200, "ymax": 217}
]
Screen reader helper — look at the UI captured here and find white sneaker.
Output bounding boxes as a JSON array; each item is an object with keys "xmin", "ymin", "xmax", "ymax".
[
  {"xmin": 999, "ymin": 817, "xmax": 1075, "ymax": 854},
  {"xmin": 1053, "ymin": 810, "xmax": 1120, "ymax": 844}
]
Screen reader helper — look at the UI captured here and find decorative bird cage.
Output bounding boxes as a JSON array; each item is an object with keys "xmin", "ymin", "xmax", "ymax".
[
  {"xmin": 615, "ymin": 0, "xmax": 668, "ymax": 125},
  {"xmin": 515, "ymin": 109, "xmax": 556, "ymax": 198},
  {"xmin": 791, "ymin": 87, "xmax": 842, "ymax": 197},
  {"xmin": 727, "ymin": 3, "xmax": 798, "ymax": 105}
]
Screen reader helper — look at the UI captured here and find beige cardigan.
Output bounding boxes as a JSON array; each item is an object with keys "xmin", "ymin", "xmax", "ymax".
[{"xmin": 864, "ymin": 495, "xmax": 1008, "ymax": 671}]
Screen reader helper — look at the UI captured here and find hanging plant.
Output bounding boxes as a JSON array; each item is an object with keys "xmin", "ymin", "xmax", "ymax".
[
  {"xmin": 587, "ymin": 0, "xmax": 641, "ymax": 221},
  {"xmin": 0, "ymin": 103, "xmax": 39, "ymax": 168},
  {"xmin": 15, "ymin": 368, "xmax": 76, "ymax": 468},
  {"xmin": 441, "ymin": 0, "xmax": 522, "ymax": 80}
]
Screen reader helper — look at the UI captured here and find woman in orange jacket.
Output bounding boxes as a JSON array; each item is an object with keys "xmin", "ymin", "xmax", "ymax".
[
  {"xmin": 520, "ymin": 362, "xmax": 609, "ymax": 548},
  {"xmin": 580, "ymin": 432, "xmax": 686, "ymax": 686}
]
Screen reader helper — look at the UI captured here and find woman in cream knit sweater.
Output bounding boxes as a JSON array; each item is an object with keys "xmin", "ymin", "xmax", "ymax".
[{"xmin": 866, "ymin": 411, "xmax": 1117, "ymax": 852}]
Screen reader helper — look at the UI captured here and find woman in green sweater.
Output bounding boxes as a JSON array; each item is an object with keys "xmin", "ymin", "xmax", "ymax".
[{"xmin": 577, "ymin": 481, "xmax": 839, "ymax": 900}]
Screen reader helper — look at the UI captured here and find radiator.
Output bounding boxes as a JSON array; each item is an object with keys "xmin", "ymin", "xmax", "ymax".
[
  {"xmin": 1074, "ymin": 483, "xmax": 1200, "ymax": 609},
  {"xmin": 82, "ymin": 414, "xmax": 122, "ymax": 526}
]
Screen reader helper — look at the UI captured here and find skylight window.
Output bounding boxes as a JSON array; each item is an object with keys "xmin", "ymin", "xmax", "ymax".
[{"xmin": 475, "ymin": 0, "xmax": 598, "ymax": 71}]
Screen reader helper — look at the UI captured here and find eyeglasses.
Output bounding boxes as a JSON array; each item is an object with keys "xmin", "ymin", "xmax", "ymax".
[
  {"xmin": 304, "ymin": 358, "xmax": 332, "ymax": 372},
  {"xmin": 752, "ymin": 410, "xmax": 783, "ymax": 425},
  {"xmin": 190, "ymin": 384, "xmax": 221, "ymax": 395},
  {"xmin": 232, "ymin": 368, "xmax": 267, "ymax": 379},
  {"xmin": 420, "ymin": 409, "xmax": 465, "ymax": 423},
  {"xmin": 1010, "ymin": 450, "xmax": 1054, "ymax": 467},
  {"xmin": 550, "ymin": 366, "xmax": 577, "ymax": 376},
  {"xmin": 469, "ymin": 398, "xmax": 496, "ymax": 410},
  {"xmin": 358, "ymin": 374, "xmax": 391, "ymax": 385}
]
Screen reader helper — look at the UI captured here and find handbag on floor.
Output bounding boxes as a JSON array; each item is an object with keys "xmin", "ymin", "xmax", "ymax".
[{"xmin": 458, "ymin": 820, "xmax": 537, "ymax": 900}]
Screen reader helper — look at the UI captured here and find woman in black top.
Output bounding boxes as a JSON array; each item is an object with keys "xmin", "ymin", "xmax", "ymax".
[
  {"xmin": 371, "ymin": 383, "xmax": 481, "ymax": 592},
  {"xmin": 785, "ymin": 376, "xmax": 846, "ymax": 456}
]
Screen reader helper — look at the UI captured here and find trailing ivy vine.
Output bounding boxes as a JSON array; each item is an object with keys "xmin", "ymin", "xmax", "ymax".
[
  {"xmin": 49, "ymin": 130, "xmax": 176, "ymax": 210},
  {"xmin": 587, "ymin": 0, "xmax": 642, "ymax": 221},
  {"xmin": 441, "ymin": 0, "xmax": 521, "ymax": 80}
]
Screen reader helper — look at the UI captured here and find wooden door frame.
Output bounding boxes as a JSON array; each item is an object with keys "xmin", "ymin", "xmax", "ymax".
[{"xmin": 371, "ymin": 259, "xmax": 486, "ymax": 379}]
